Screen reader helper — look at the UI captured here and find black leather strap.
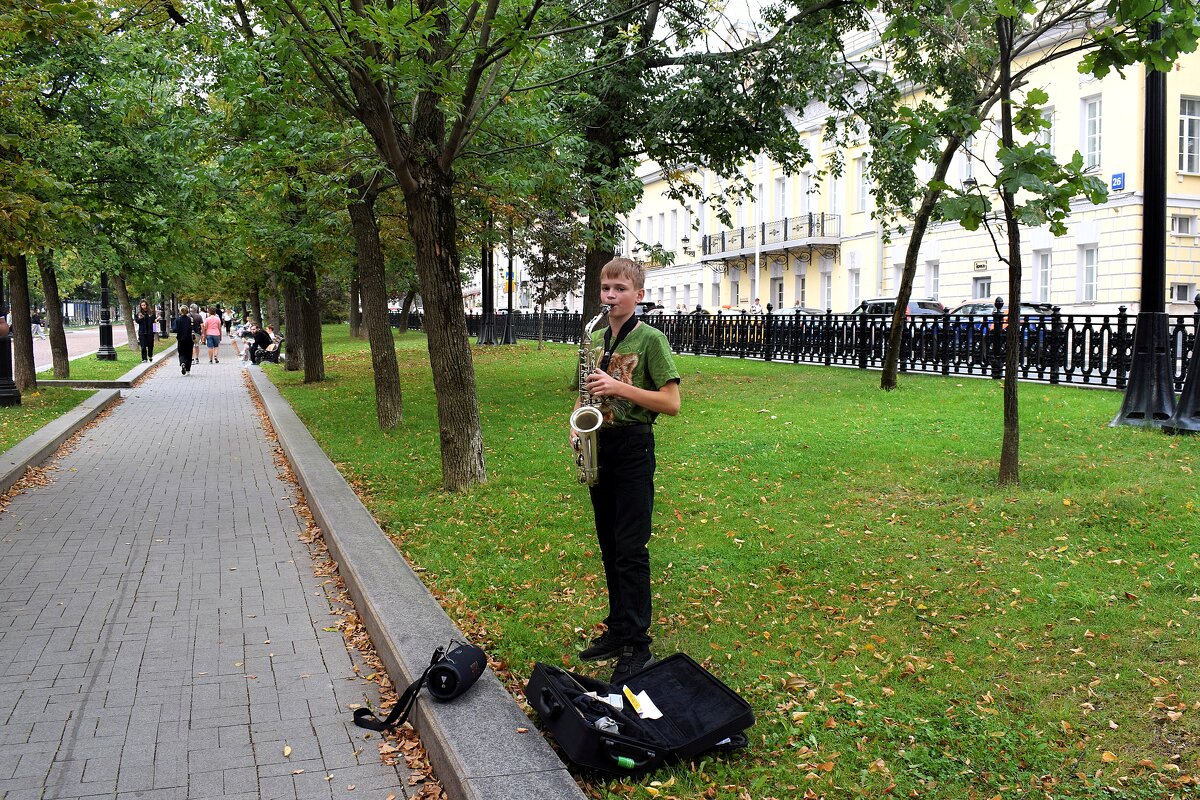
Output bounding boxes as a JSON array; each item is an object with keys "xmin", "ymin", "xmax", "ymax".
[{"xmin": 352, "ymin": 647, "xmax": 445, "ymax": 732}]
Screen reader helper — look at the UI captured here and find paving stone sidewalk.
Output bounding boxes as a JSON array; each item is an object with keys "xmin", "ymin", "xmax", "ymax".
[{"xmin": 0, "ymin": 341, "xmax": 415, "ymax": 800}]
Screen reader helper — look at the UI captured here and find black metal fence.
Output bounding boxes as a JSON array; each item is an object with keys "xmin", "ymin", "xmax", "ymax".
[{"xmin": 393, "ymin": 302, "xmax": 1200, "ymax": 391}]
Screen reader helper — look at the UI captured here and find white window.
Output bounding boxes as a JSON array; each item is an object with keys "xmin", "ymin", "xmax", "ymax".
[
  {"xmin": 973, "ymin": 276, "xmax": 992, "ymax": 299},
  {"xmin": 681, "ymin": 284, "xmax": 689, "ymax": 308},
  {"xmin": 855, "ymin": 156, "xmax": 870, "ymax": 213},
  {"xmin": 960, "ymin": 136, "xmax": 975, "ymax": 183},
  {"xmin": 731, "ymin": 278, "xmax": 740, "ymax": 306},
  {"xmin": 829, "ymin": 175, "xmax": 841, "ymax": 215},
  {"xmin": 821, "ymin": 273, "xmax": 832, "ymax": 311},
  {"xmin": 775, "ymin": 177, "xmax": 787, "ymax": 218},
  {"xmin": 1079, "ymin": 245, "xmax": 1098, "ymax": 302},
  {"xmin": 1082, "ymin": 96, "xmax": 1102, "ymax": 170},
  {"xmin": 1181, "ymin": 97, "xmax": 1200, "ymax": 174},
  {"xmin": 1171, "ymin": 283, "xmax": 1194, "ymax": 302},
  {"xmin": 799, "ymin": 172, "xmax": 812, "ymax": 214},
  {"xmin": 772, "ymin": 277, "xmax": 784, "ymax": 308},
  {"xmin": 1172, "ymin": 214, "xmax": 1195, "ymax": 235},
  {"xmin": 1038, "ymin": 107, "xmax": 1055, "ymax": 153},
  {"xmin": 670, "ymin": 210, "xmax": 678, "ymax": 246},
  {"xmin": 796, "ymin": 274, "xmax": 807, "ymax": 306},
  {"xmin": 849, "ymin": 269, "xmax": 861, "ymax": 308},
  {"xmin": 925, "ymin": 261, "xmax": 940, "ymax": 299},
  {"xmin": 658, "ymin": 213, "xmax": 666, "ymax": 245},
  {"xmin": 1034, "ymin": 251, "xmax": 1052, "ymax": 303},
  {"xmin": 893, "ymin": 264, "xmax": 904, "ymax": 293},
  {"xmin": 711, "ymin": 282, "xmax": 720, "ymax": 307}
]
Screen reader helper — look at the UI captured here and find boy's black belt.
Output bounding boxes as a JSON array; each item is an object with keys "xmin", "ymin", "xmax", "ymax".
[{"xmin": 599, "ymin": 423, "xmax": 653, "ymax": 436}]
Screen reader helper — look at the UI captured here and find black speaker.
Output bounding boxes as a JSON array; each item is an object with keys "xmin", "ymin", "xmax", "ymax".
[{"xmin": 426, "ymin": 642, "xmax": 487, "ymax": 701}]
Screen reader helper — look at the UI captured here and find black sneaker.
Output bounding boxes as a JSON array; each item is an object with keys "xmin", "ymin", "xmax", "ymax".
[
  {"xmin": 579, "ymin": 631, "xmax": 624, "ymax": 662},
  {"xmin": 609, "ymin": 646, "xmax": 654, "ymax": 685}
]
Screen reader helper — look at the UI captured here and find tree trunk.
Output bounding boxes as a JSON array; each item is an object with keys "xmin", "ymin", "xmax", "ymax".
[
  {"xmin": 298, "ymin": 260, "xmax": 325, "ymax": 383},
  {"xmin": 38, "ymin": 252, "xmax": 69, "ymax": 378},
  {"xmin": 881, "ymin": 137, "xmax": 961, "ymax": 390},
  {"xmin": 996, "ymin": 16, "xmax": 1021, "ymax": 486},
  {"xmin": 401, "ymin": 170, "xmax": 487, "ymax": 491},
  {"xmin": 397, "ymin": 291, "xmax": 416, "ymax": 334},
  {"xmin": 266, "ymin": 274, "xmax": 281, "ymax": 331},
  {"xmin": 113, "ymin": 272, "xmax": 137, "ymax": 351},
  {"xmin": 581, "ymin": 139, "xmax": 620, "ymax": 323},
  {"xmin": 349, "ymin": 274, "xmax": 363, "ymax": 338},
  {"xmin": 9, "ymin": 255, "xmax": 35, "ymax": 391},
  {"xmin": 348, "ymin": 173, "xmax": 402, "ymax": 428},
  {"xmin": 250, "ymin": 283, "xmax": 263, "ymax": 327},
  {"xmin": 281, "ymin": 275, "xmax": 303, "ymax": 372}
]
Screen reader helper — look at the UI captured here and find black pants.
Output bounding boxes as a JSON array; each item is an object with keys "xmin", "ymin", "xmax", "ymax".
[
  {"xmin": 138, "ymin": 334, "xmax": 154, "ymax": 361},
  {"xmin": 588, "ymin": 425, "xmax": 655, "ymax": 649},
  {"xmin": 177, "ymin": 339, "xmax": 191, "ymax": 371}
]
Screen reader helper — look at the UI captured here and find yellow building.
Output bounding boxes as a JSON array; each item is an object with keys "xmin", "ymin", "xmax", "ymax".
[{"xmin": 623, "ymin": 43, "xmax": 1200, "ymax": 317}]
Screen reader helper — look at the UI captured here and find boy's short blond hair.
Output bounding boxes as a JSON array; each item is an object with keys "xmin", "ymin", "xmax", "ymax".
[{"xmin": 600, "ymin": 257, "xmax": 645, "ymax": 290}]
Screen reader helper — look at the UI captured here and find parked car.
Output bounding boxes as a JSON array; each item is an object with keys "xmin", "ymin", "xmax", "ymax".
[
  {"xmin": 635, "ymin": 301, "xmax": 665, "ymax": 316},
  {"xmin": 949, "ymin": 300, "xmax": 1054, "ymax": 333},
  {"xmin": 850, "ymin": 297, "xmax": 947, "ymax": 317}
]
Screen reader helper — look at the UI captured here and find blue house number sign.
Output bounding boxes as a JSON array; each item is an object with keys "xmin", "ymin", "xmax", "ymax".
[{"xmin": 1111, "ymin": 172, "xmax": 1125, "ymax": 191}]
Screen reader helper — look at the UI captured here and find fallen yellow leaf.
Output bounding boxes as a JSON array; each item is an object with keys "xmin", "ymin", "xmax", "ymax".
[
  {"xmin": 282, "ymin": 745, "xmax": 292, "ymax": 758},
  {"xmin": 1101, "ymin": 751, "xmax": 1118, "ymax": 762}
]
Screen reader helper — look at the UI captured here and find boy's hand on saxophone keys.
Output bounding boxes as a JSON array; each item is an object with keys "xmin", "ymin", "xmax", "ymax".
[{"xmin": 585, "ymin": 369, "xmax": 619, "ymax": 398}]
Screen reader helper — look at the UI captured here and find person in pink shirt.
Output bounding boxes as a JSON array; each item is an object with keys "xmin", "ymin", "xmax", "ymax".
[{"xmin": 203, "ymin": 307, "xmax": 224, "ymax": 363}]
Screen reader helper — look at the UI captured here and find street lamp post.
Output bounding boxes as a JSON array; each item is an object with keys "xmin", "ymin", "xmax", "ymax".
[
  {"xmin": 97, "ymin": 271, "xmax": 117, "ymax": 361},
  {"xmin": 501, "ymin": 241, "xmax": 517, "ymax": 345},
  {"xmin": 0, "ymin": 273, "xmax": 20, "ymax": 407},
  {"xmin": 1112, "ymin": 23, "xmax": 1174, "ymax": 427}
]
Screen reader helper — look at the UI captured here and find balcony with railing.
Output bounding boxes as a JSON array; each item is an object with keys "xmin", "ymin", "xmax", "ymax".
[{"xmin": 701, "ymin": 213, "xmax": 841, "ymax": 262}]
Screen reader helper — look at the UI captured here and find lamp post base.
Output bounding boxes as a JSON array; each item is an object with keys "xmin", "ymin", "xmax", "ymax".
[
  {"xmin": 477, "ymin": 312, "xmax": 497, "ymax": 345},
  {"xmin": 1163, "ymin": 313, "xmax": 1200, "ymax": 434},
  {"xmin": 0, "ymin": 334, "xmax": 19, "ymax": 406},
  {"xmin": 1111, "ymin": 312, "xmax": 1176, "ymax": 428},
  {"xmin": 501, "ymin": 313, "xmax": 517, "ymax": 344}
]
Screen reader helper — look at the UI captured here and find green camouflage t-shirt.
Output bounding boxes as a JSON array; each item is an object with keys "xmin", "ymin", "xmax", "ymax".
[{"xmin": 588, "ymin": 321, "xmax": 681, "ymax": 427}]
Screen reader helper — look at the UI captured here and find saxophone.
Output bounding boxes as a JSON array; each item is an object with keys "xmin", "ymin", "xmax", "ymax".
[{"xmin": 569, "ymin": 305, "xmax": 611, "ymax": 486}]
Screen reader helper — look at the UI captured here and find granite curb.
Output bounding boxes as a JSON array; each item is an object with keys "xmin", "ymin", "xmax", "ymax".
[
  {"xmin": 247, "ymin": 368, "xmax": 587, "ymax": 800},
  {"xmin": 36, "ymin": 341, "xmax": 178, "ymax": 388},
  {"xmin": 0, "ymin": 387, "xmax": 122, "ymax": 495}
]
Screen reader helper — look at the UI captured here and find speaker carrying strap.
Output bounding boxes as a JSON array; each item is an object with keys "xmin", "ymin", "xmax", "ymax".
[{"xmin": 352, "ymin": 648, "xmax": 444, "ymax": 733}]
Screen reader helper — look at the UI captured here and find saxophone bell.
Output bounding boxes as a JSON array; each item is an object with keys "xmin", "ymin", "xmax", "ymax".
[{"xmin": 571, "ymin": 305, "xmax": 610, "ymax": 487}]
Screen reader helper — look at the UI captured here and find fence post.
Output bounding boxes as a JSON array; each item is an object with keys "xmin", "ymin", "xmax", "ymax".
[
  {"xmin": 1050, "ymin": 306, "xmax": 1062, "ymax": 385},
  {"xmin": 857, "ymin": 308, "xmax": 868, "ymax": 369},
  {"xmin": 941, "ymin": 309, "xmax": 951, "ymax": 377},
  {"xmin": 991, "ymin": 297, "xmax": 1005, "ymax": 380},
  {"xmin": 714, "ymin": 311, "xmax": 724, "ymax": 358},
  {"xmin": 1115, "ymin": 305, "xmax": 1129, "ymax": 390},
  {"xmin": 824, "ymin": 309, "xmax": 833, "ymax": 367},
  {"xmin": 764, "ymin": 305, "xmax": 774, "ymax": 361}
]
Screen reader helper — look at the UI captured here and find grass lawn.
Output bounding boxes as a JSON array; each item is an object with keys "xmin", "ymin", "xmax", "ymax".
[
  {"xmin": 0, "ymin": 387, "xmax": 98, "ymax": 454},
  {"xmin": 36, "ymin": 338, "xmax": 171, "ymax": 381},
  {"xmin": 269, "ymin": 325, "xmax": 1198, "ymax": 800}
]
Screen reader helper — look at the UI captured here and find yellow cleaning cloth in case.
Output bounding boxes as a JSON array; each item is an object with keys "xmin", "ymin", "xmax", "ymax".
[{"xmin": 622, "ymin": 685, "xmax": 663, "ymax": 720}]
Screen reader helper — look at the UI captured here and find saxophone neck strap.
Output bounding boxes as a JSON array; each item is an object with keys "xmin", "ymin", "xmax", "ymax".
[{"xmin": 600, "ymin": 316, "xmax": 638, "ymax": 373}]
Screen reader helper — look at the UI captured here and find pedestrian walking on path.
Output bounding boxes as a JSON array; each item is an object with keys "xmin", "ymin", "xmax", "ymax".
[
  {"xmin": 135, "ymin": 299, "xmax": 156, "ymax": 361},
  {"xmin": 203, "ymin": 307, "xmax": 223, "ymax": 363},
  {"xmin": 188, "ymin": 304, "xmax": 203, "ymax": 366},
  {"xmin": 174, "ymin": 304, "xmax": 194, "ymax": 375},
  {"xmin": 0, "ymin": 346, "xmax": 414, "ymax": 799}
]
